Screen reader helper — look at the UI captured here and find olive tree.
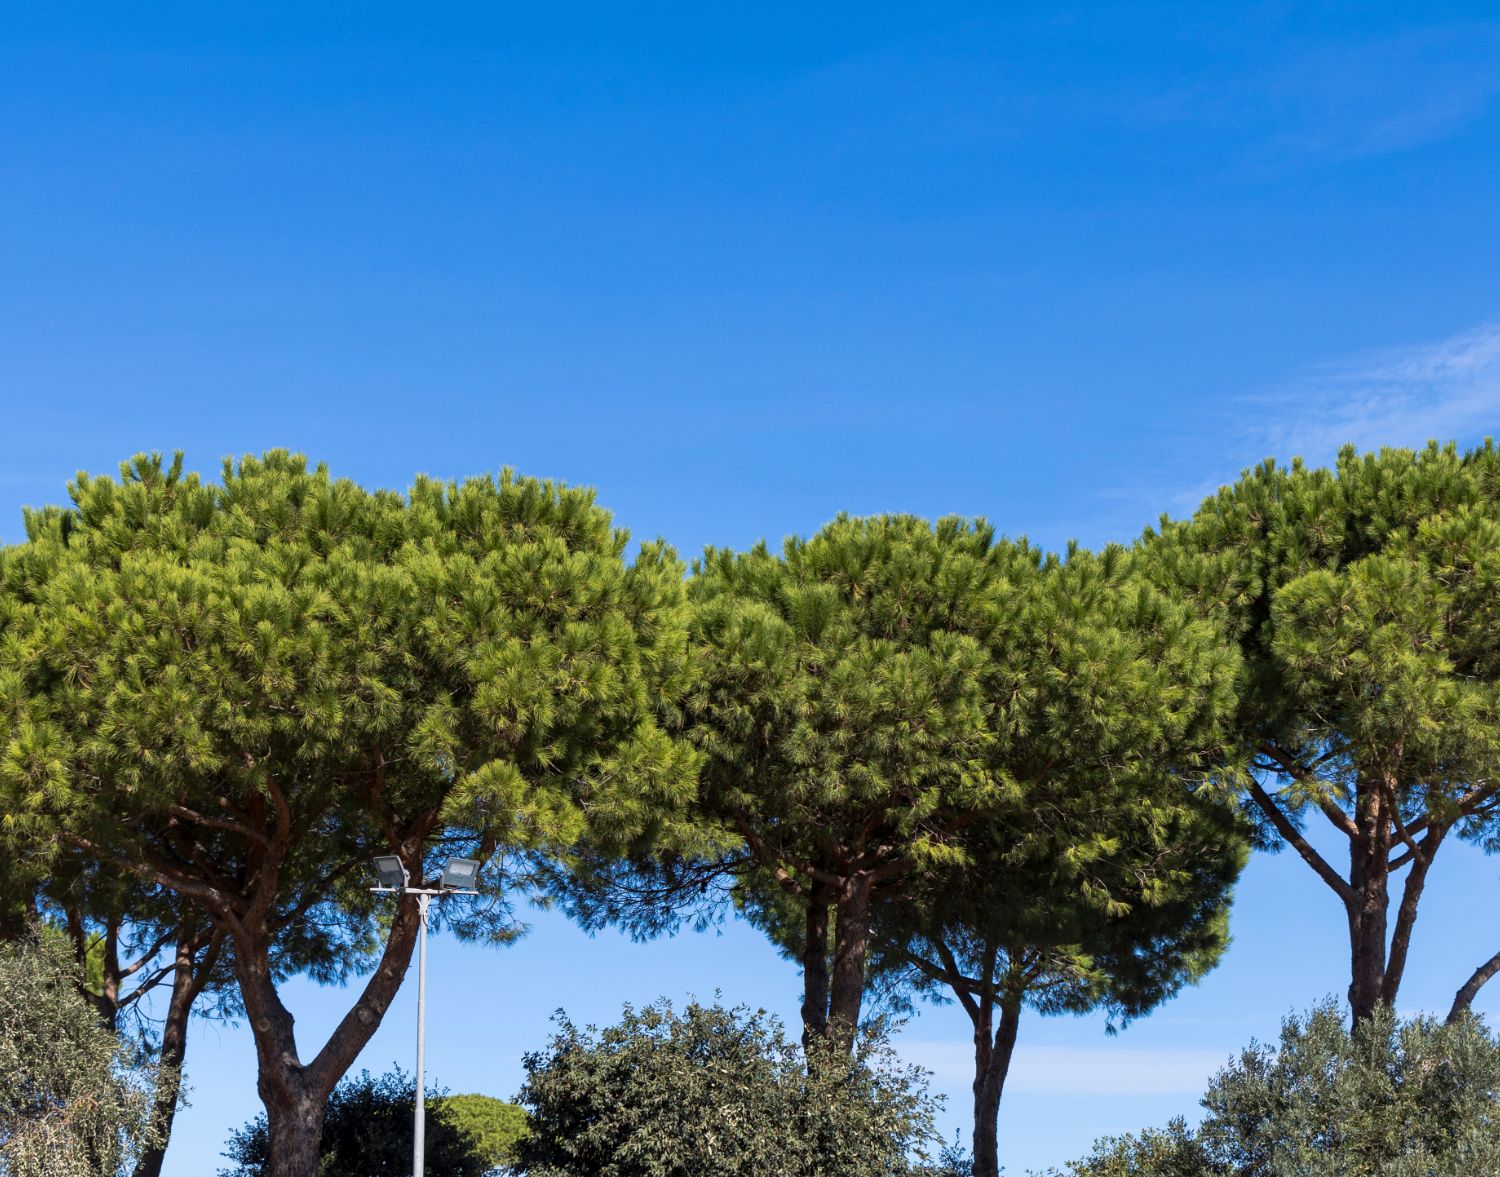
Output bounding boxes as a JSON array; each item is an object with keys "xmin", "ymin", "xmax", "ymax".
[
  {"xmin": 0, "ymin": 932, "xmax": 162, "ymax": 1177},
  {"xmin": 0, "ymin": 451, "xmax": 697, "ymax": 1176},
  {"xmin": 1045, "ymin": 1003, "xmax": 1500, "ymax": 1177},
  {"xmin": 221, "ymin": 1069, "xmax": 524, "ymax": 1177},
  {"xmin": 511, "ymin": 999, "xmax": 941, "ymax": 1177}
]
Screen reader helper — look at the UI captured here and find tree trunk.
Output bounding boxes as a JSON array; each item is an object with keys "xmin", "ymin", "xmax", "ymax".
[
  {"xmin": 264, "ymin": 1089, "xmax": 328, "ymax": 1177},
  {"xmin": 134, "ymin": 931, "xmax": 223, "ymax": 1177},
  {"xmin": 800, "ymin": 879, "xmax": 833, "ymax": 1050},
  {"xmin": 971, "ymin": 991, "xmax": 1022, "ymax": 1177},
  {"xmin": 827, "ymin": 874, "xmax": 872, "ymax": 1043},
  {"xmin": 1346, "ymin": 788, "xmax": 1391, "ymax": 1026},
  {"xmin": 1448, "ymin": 948, "xmax": 1500, "ymax": 1024},
  {"xmin": 233, "ymin": 881, "xmax": 424, "ymax": 1176},
  {"xmin": 1347, "ymin": 882, "xmax": 1389, "ymax": 1024}
]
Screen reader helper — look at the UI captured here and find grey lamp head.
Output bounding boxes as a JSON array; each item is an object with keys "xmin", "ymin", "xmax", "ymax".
[
  {"xmin": 372, "ymin": 856, "xmax": 409, "ymax": 890},
  {"xmin": 440, "ymin": 857, "xmax": 480, "ymax": 890}
]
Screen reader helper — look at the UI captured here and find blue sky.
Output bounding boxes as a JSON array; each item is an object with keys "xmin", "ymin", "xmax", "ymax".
[{"xmin": 3, "ymin": 2, "xmax": 1500, "ymax": 1172}]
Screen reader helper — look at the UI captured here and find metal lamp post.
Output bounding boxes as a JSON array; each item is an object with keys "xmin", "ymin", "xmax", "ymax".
[{"xmin": 371, "ymin": 855, "xmax": 480, "ymax": 1177}]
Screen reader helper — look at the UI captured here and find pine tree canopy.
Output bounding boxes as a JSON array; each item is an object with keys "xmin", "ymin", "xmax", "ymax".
[
  {"xmin": 678, "ymin": 514, "xmax": 1242, "ymax": 1047},
  {"xmin": 0, "ymin": 450, "xmax": 700, "ymax": 1172},
  {"xmin": 1140, "ymin": 440, "xmax": 1500, "ymax": 1021}
]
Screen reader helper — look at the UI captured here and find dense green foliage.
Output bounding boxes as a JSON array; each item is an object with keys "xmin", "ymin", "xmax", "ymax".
[
  {"xmin": 1045, "ymin": 1003, "xmax": 1500, "ymax": 1177},
  {"xmin": 0, "ymin": 451, "xmax": 698, "ymax": 1174},
  {"xmin": 684, "ymin": 516, "xmax": 1019, "ymax": 1041},
  {"xmin": 677, "ymin": 518, "xmax": 1244, "ymax": 1057},
  {"xmin": 0, "ymin": 933, "xmax": 161, "ymax": 1177},
  {"xmin": 867, "ymin": 762, "xmax": 1242, "ymax": 1177},
  {"xmin": 678, "ymin": 522, "xmax": 1245, "ymax": 1175},
  {"xmin": 7, "ymin": 442, "xmax": 1496, "ymax": 1175},
  {"xmin": 219, "ymin": 1069, "xmax": 521, "ymax": 1176},
  {"xmin": 512, "ymin": 999, "xmax": 942, "ymax": 1177},
  {"xmin": 439, "ymin": 1093, "xmax": 529, "ymax": 1170},
  {"xmin": 1142, "ymin": 442, "xmax": 1500, "ymax": 1021}
]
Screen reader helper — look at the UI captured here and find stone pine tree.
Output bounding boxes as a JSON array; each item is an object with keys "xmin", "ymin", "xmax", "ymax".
[
  {"xmin": 681, "ymin": 515, "xmax": 1002, "ymax": 1049},
  {"xmin": 680, "ymin": 517, "xmax": 1241, "ymax": 1052},
  {"xmin": 866, "ymin": 782, "xmax": 1243, "ymax": 1177},
  {"xmin": 0, "ymin": 452, "xmax": 698, "ymax": 1177},
  {"xmin": 1141, "ymin": 441, "xmax": 1500, "ymax": 1024},
  {"xmin": 731, "ymin": 543, "xmax": 1245, "ymax": 1177}
]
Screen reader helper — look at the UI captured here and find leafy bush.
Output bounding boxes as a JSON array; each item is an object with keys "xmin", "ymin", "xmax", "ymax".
[
  {"xmin": 511, "ymin": 998, "xmax": 942, "ymax": 1176},
  {"xmin": 1043, "ymin": 1002, "xmax": 1500, "ymax": 1177},
  {"xmin": 0, "ymin": 932, "xmax": 161, "ymax": 1177},
  {"xmin": 220, "ymin": 1068, "xmax": 521, "ymax": 1176}
]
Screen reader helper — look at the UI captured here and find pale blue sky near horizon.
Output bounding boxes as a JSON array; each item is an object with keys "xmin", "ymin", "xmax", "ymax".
[{"xmin": 3, "ymin": 3, "xmax": 1500, "ymax": 1173}]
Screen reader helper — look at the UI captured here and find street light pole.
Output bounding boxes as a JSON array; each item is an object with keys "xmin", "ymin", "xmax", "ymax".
[
  {"xmin": 413, "ymin": 890, "xmax": 431, "ymax": 1177},
  {"xmin": 371, "ymin": 855, "xmax": 480, "ymax": 1177}
]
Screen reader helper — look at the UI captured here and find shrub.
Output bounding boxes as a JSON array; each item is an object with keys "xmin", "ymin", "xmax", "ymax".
[
  {"xmin": 439, "ymin": 1093, "xmax": 529, "ymax": 1170},
  {"xmin": 219, "ymin": 1068, "xmax": 521, "ymax": 1176},
  {"xmin": 0, "ymin": 932, "xmax": 161, "ymax": 1177},
  {"xmin": 511, "ymin": 998, "xmax": 942, "ymax": 1176},
  {"xmin": 1043, "ymin": 1002, "xmax": 1500, "ymax": 1177}
]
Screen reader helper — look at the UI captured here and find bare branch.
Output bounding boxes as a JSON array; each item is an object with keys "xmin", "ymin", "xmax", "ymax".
[
  {"xmin": 168, "ymin": 804, "xmax": 272, "ymax": 847},
  {"xmin": 1245, "ymin": 777, "xmax": 1357, "ymax": 906},
  {"xmin": 1448, "ymin": 948, "xmax": 1500, "ymax": 1024},
  {"xmin": 932, "ymin": 936, "xmax": 984, "ymax": 1023}
]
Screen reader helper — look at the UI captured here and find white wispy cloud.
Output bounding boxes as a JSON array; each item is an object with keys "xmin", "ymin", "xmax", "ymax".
[
  {"xmin": 1252, "ymin": 320, "xmax": 1500, "ymax": 464},
  {"xmin": 1090, "ymin": 319, "xmax": 1500, "ymax": 540},
  {"xmin": 899, "ymin": 1040, "xmax": 1229, "ymax": 1096}
]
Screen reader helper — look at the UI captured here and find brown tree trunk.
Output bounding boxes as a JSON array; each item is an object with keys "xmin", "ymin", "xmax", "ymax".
[
  {"xmin": 233, "ymin": 882, "xmax": 424, "ymax": 1176},
  {"xmin": 133, "ymin": 931, "xmax": 223, "ymax": 1177},
  {"xmin": 827, "ymin": 874, "xmax": 872, "ymax": 1043},
  {"xmin": 1346, "ymin": 788, "xmax": 1391, "ymax": 1026},
  {"xmin": 801, "ymin": 879, "xmax": 833, "ymax": 1050},
  {"xmin": 1448, "ymin": 948, "xmax": 1500, "ymax": 1024},
  {"xmin": 1381, "ymin": 829, "xmax": 1442, "ymax": 1007},
  {"xmin": 1347, "ymin": 883, "xmax": 1389, "ymax": 1024},
  {"xmin": 264, "ymin": 1089, "xmax": 328, "ymax": 1177},
  {"xmin": 970, "ymin": 989, "xmax": 1022, "ymax": 1177},
  {"xmin": 66, "ymin": 906, "xmax": 121, "ymax": 1029}
]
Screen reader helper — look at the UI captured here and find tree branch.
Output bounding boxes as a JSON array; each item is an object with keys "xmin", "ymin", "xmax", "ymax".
[
  {"xmin": 65, "ymin": 834, "xmax": 232, "ymax": 912},
  {"xmin": 1448, "ymin": 948, "xmax": 1500, "ymax": 1024},
  {"xmin": 116, "ymin": 926, "xmax": 178, "ymax": 981},
  {"xmin": 1256, "ymin": 741, "xmax": 1357, "ymax": 838},
  {"xmin": 932, "ymin": 936, "xmax": 983, "ymax": 1023},
  {"xmin": 168, "ymin": 804, "xmax": 272, "ymax": 847},
  {"xmin": 1245, "ymin": 777, "xmax": 1356, "ymax": 905}
]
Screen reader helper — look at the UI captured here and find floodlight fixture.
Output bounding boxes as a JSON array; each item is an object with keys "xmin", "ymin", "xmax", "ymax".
[
  {"xmin": 439, "ymin": 857, "xmax": 480, "ymax": 891},
  {"xmin": 372, "ymin": 855, "xmax": 409, "ymax": 891}
]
